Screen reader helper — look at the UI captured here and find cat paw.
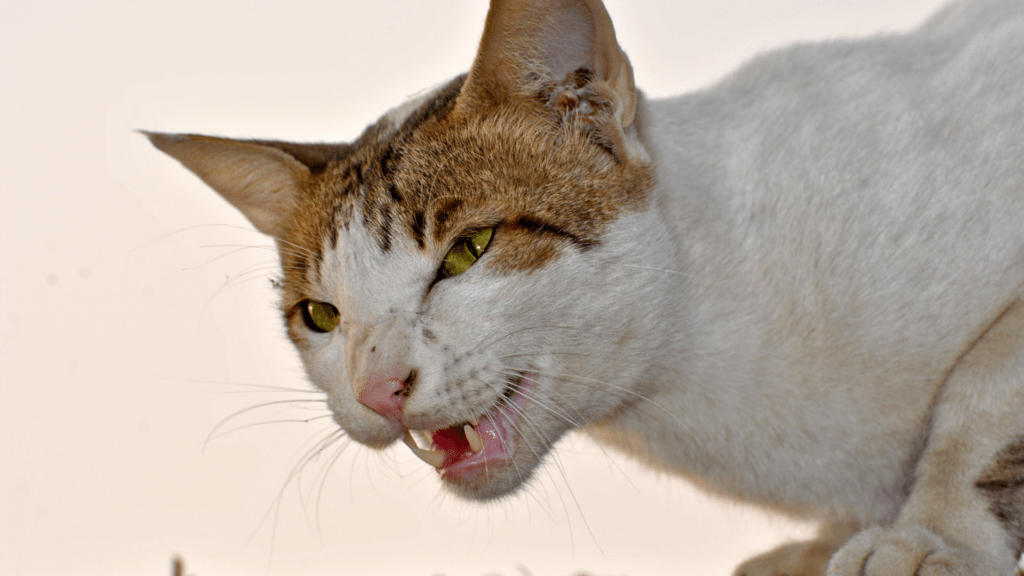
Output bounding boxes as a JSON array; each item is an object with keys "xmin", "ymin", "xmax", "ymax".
[
  {"xmin": 734, "ymin": 537, "xmax": 836, "ymax": 576},
  {"xmin": 827, "ymin": 526, "xmax": 1005, "ymax": 576}
]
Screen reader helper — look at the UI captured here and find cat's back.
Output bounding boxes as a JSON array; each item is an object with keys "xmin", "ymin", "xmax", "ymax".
[
  {"xmin": 712, "ymin": 0, "xmax": 1023, "ymax": 107},
  {"xmin": 646, "ymin": 0, "xmax": 1024, "ymax": 385},
  {"xmin": 650, "ymin": 0, "xmax": 1024, "ymax": 207}
]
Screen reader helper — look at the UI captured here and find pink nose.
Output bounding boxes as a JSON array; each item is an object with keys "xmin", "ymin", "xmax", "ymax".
[{"xmin": 357, "ymin": 366, "xmax": 412, "ymax": 424}]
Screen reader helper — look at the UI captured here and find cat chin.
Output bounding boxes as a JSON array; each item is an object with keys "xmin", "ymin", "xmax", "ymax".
[
  {"xmin": 434, "ymin": 432, "xmax": 570, "ymax": 502},
  {"xmin": 438, "ymin": 458, "xmax": 542, "ymax": 501}
]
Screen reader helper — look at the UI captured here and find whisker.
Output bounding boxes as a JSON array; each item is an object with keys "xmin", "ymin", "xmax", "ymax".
[
  {"xmin": 203, "ymin": 398, "xmax": 326, "ymax": 453},
  {"xmin": 497, "ymin": 381, "xmax": 603, "ymax": 554},
  {"xmin": 498, "ymin": 350, "xmax": 627, "ymax": 362},
  {"xmin": 621, "ymin": 263, "xmax": 693, "ymax": 278},
  {"xmin": 129, "ymin": 222, "xmax": 267, "ymax": 253},
  {"xmin": 155, "ymin": 375, "xmax": 324, "ymax": 395},
  {"xmin": 510, "ymin": 366, "xmax": 696, "ymax": 442},
  {"xmin": 130, "ymin": 222, "xmax": 320, "ymax": 261},
  {"xmin": 198, "ymin": 243, "xmax": 277, "ymax": 252},
  {"xmin": 195, "ymin": 265, "xmax": 290, "ymax": 322},
  {"xmin": 205, "ymin": 414, "xmax": 333, "ymax": 443},
  {"xmin": 305, "ymin": 434, "xmax": 352, "ymax": 543},
  {"xmin": 215, "ymin": 264, "xmax": 284, "ymax": 289},
  {"xmin": 492, "ymin": 370, "xmax": 584, "ymax": 429},
  {"xmin": 472, "ymin": 377, "xmax": 556, "ymax": 488},
  {"xmin": 469, "ymin": 324, "xmax": 585, "ymax": 356},
  {"xmin": 508, "ymin": 370, "xmax": 644, "ymax": 494},
  {"xmin": 247, "ymin": 425, "xmax": 343, "ymax": 554},
  {"xmin": 182, "ymin": 245, "xmax": 277, "ymax": 272}
]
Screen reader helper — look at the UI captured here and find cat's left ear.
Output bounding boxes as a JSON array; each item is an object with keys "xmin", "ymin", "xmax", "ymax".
[
  {"xmin": 143, "ymin": 132, "xmax": 349, "ymax": 239},
  {"xmin": 462, "ymin": 0, "xmax": 638, "ymax": 146}
]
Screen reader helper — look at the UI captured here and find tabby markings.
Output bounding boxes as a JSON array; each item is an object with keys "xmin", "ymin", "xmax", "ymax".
[{"xmin": 976, "ymin": 435, "xmax": 1024, "ymax": 557}]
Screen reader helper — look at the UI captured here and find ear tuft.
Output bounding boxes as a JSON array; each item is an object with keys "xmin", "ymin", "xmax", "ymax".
[{"xmin": 143, "ymin": 131, "xmax": 314, "ymax": 238}]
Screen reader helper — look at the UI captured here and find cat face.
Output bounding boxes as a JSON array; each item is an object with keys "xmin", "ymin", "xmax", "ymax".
[
  {"xmin": 281, "ymin": 78, "xmax": 663, "ymax": 498},
  {"xmin": 147, "ymin": 0, "xmax": 671, "ymax": 499}
]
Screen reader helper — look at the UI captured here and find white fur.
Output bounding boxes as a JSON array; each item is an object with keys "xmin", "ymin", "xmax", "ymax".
[
  {"xmin": 587, "ymin": 0, "xmax": 1024, "ymax": 573},
  {"xmin": 622, "ymin": 0, "xmax": 1024, "ymax": 515}
]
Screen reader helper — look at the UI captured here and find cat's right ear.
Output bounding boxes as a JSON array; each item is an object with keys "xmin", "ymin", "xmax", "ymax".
[
  {"xmin": 461, "ymin": 0, "xmax": 638, "ymax": 141},
  {"xmin": 143, "ymin": 132, "xmax": 337, "ymax": 238}
]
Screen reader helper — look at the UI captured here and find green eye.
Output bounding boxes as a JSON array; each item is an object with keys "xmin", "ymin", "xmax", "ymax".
[
  {"xmin": 302, "ymin": 300, "xmax": 340, "ymax": 333},
  {"xmin": 441, "ymin": 227, "xmax": 494, "ymax": 278}
]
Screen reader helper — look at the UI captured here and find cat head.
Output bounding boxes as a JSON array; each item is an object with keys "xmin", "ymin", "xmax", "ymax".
[{"xmin": 147, "ymin": 0, "xmax": 673, "ymax": 500}]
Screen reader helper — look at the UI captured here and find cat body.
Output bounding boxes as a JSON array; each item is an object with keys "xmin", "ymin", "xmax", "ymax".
[
  {"xmin": 624, "ymin": 0, "xmax": 1024, "ymax": 519},
  {"xmin": 147, "ymin": 0, "xmax": 1024, "ymax": 574}
]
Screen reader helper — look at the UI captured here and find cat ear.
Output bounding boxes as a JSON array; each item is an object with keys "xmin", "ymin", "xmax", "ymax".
[
  {"xmin": 463, "ymin": 0, "xmax": 637, "ymax": 130},
  {"xmin": 143, "ymin": 132, "xmax": 346, "ymax": 238}
]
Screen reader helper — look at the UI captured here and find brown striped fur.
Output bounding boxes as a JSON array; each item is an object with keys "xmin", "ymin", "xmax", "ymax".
[
  {"xmin": 978, "ymin": 436, "xmax": 1024, "ymax": 559},
  {"xmin": 218, "ymin": 66, "xmax": 653, "ymax": 330}
]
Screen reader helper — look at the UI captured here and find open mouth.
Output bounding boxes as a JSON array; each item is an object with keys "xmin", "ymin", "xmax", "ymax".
[{"xmin": 402, "ymin": 373, "xmax": 534, "ymax": 478}]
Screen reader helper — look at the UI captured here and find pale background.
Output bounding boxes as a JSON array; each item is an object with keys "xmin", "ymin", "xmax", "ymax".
[{"xmin": 1, "ymin": 1, "xmax": 952, "ymax": 575}]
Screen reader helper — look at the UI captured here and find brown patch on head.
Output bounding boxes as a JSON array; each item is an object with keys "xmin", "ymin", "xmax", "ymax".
[
  {"xmin": 976, "ymin": 435, "xmax": 1024, "ymax": 558},
  {"xmin": 489, "ymin": 221, "xmax": 561, "ymax": 272},
  {"xmin": 277, "ymin": 67, "xmax": 652, "ymax": 300},
  {"xmin": 267, "ymin": 0, "xmax": 654, "ymax": 314},
  {"xmin": 147, "ymin": 0, "xmax": 654, "ymax": 358},
  {"xmin": 399, "ymin": 95, "xmax": 652, "ymax": 273}
]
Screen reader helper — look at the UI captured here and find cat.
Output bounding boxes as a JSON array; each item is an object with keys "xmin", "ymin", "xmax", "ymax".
[{"xmin": 144, "ymin": 0, "xmax": 1024, "ymax": 574}]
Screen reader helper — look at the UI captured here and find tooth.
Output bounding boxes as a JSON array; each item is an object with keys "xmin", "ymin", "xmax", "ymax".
[
  {"xmin": 468, "ymin": 417, "xmax": 479, "ymax": 426},
  {"xmin": 403, "ymin": 431, "xmax": 445, "ymax": 468},
  {"xmin": 464, "ymin": 423, "xmax": 484, "ymax": 452}
]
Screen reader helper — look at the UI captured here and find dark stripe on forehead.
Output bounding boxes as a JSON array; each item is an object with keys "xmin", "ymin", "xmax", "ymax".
[
  {"xmin": 338, "ymin": 163, "xmax": 360, "ymax": 188},
  {"xmin": 410, "ymin": 210, "xmax": 426, "ymax": 249},
  {"xmin": 339, "ymin": 75, "xmax": 469, "ymax": 255},
  {"xmin": 329, "ymin": 201, "xmax": 353, "ymax": 250},
  {"xmin": 379, "ymin": 208, "xmax": 394, "ymax": 253},
  {"xmin": 388, "ymin": 184, "xmax": 403, "ymax": 204},
  {"xmin": 432, "ymin": 199, "xmax": 464, "ymax": 242},
  {"xmin": 380, "ymin": 146, "xmax": 399, "ymax": 179}
]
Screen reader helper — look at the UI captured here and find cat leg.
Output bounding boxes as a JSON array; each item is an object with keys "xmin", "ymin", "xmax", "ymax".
[
  {"xmin": 733, "ymin": 519, "xmax": 859, "ymax": 576},
  {"xmin": 829, "ymin": 298, "xmax": 1024, "ymax": 576}
]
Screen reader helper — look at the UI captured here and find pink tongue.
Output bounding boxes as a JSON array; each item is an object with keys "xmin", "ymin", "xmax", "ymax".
[{"xmin": 430, "ymin": 412, "xmax": 511, "ymax": 469}]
